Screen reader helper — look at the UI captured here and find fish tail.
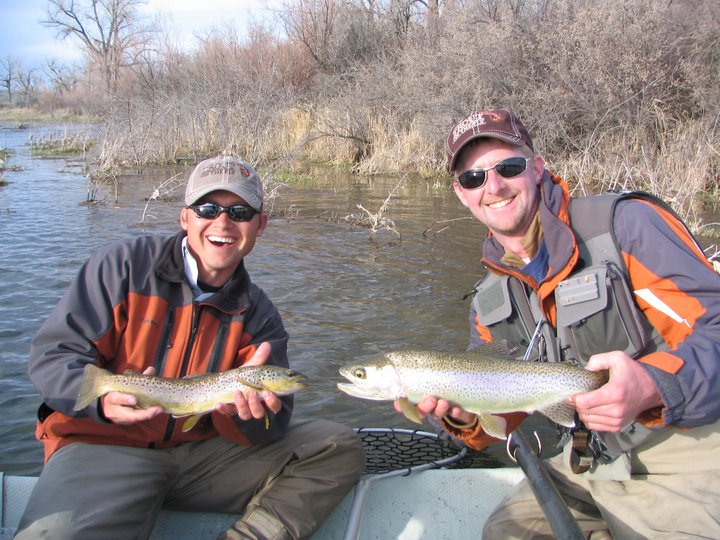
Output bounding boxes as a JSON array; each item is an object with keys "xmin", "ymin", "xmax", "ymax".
[{"xmin": 73, "ymin": 364, "xmax": 109, "ymax": 411}]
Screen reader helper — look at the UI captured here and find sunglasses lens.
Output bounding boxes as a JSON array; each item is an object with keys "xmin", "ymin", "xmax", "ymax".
[
  {"xmin": 227, "ymin": 205, "xmax": 256, "ymax": 222},
  {"xmin": 458, "ymin": 170, "xmax": 487, "ymax": 189},
  {"xmin": 495, "ymin": 157, "xmax": 528, "ymax": 178},
  {"xmin": 190, "ymin": 203, "xmax": 257, "ymax": 222},
  {"xmin": 457, "ymin": 157, "xmax": 529, "ymax": 189},
  {"xmin": 192, "ymin": 203, "xmax": 221, "ymax": 219}
]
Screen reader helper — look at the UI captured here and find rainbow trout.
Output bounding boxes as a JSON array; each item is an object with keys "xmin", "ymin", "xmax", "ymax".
[
  {"xmin": 74, "ymin": 364, "xmax": 309, "ymax": 431},
  {"xmin": 337, "ymin": 345, "xmax": 608, "ymax": 439}
]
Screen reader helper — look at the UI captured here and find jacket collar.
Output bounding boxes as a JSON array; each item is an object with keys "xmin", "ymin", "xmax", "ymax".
[
  {"xmin": 482, "ymin": 171, "xmax": 577, "ymax": 287},
  {"xmin": 155, "ymin": 231, "xmax": 252, "ymax": 314}
]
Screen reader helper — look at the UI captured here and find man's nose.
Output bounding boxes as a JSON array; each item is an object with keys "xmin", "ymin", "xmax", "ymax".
[
  {"xmin": 483, "ymin": 168, "xmax": 505, "ymax": 192},
  {"xmin": 214, "ymin": 210, "xmax": 234, "ymax": 225}
]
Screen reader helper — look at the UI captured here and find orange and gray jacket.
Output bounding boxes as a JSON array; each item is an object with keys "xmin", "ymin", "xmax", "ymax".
[
  {"xmin": 29, "ymin": 231, "xmax": 290, "ymax": 462},
  {"xmin": 465, "ymin": 172, "xmax": 720, "ymax": 440}
]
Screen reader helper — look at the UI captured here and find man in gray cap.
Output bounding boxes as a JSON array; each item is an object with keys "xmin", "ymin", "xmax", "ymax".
[
  {"xmin": 17, "ymin": 156, "xmax": 365, "ymax": 540},
  {"xmin": 392, "ymin": 109, "xmax": 720, "ymax": 538}
]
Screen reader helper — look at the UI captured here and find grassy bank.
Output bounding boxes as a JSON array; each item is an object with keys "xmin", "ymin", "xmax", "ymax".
[{"xmin": 0, "ymin": 107, "xmax": 92, "ymax": 124}]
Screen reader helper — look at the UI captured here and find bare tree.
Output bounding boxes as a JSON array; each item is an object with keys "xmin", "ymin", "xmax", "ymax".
[
  {"xmin": 45, "ymin": 59, "xmax": 82, "ymax": 95},
  {"xmin": 16, "ymin": 67, "xmax": 41, "ymax": 105},
  {"xmin": 0, "ymin": 57, "xmax": 20, "ymax": 105},
  {"xmin": 278, "ymin": 0, "xmax": 340, "ymax": 72},
  {"xmin": 42, "ymin": 0, "xmax": 153, "ymax": 93}
]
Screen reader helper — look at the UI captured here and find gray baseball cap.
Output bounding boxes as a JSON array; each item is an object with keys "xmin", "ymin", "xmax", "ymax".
[{"xmin": 184, "ymin": 156, "xmax": 263, "ymax": 210}]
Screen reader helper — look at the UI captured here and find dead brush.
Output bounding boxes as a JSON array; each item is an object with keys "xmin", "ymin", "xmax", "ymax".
[
  {"xmin": 142, "ymin": 173, "xmax": 185, "ymax": 223},
  {"xmin": 339, "ymin": 176, "xmax": 405, "ymax": 241},
  {"xmin": 30, "ymin": 128, "xmax": 92, "ymax": 156}
]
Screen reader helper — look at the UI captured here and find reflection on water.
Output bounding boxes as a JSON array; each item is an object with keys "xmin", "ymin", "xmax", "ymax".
[{"xmin": 1, "ymin": 124, "xmax": 497, "ymax": 475}]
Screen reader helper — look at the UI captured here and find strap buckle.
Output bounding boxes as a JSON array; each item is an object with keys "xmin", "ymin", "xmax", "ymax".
[{"xmin": 569, "ymin": 429, "xmax": 594, "ymax": 474}]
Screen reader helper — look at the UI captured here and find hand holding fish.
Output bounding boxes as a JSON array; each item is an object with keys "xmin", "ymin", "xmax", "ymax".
[
  {"xmin": 394, "ymin": 395, "xmax": 475, "ymax": 425},
  {"xmin": 570, "ymin": 350, "xmax": 663, "ymax": 433},
  {"xmin": 100, "ymin": 366, "xmax": 165, "ymax": 425},
  {"xmin": 214, "ymin": 342, "xmax": 283, "ymax": 421}
]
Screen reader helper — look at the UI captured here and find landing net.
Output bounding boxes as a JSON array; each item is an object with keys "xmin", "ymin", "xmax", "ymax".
[{"xmin": 355, "ymin": 427, "xmax": 472, "ymax": 475}]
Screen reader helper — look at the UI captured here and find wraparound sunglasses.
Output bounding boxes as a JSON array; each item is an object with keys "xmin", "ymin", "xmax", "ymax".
[
  {"xmin": 456, "ymin": 156, "xmax": 532, "ymax": 190},
  {"xmin": 188, "ymin": 202, "xmax": 258, "ymax": 222}
]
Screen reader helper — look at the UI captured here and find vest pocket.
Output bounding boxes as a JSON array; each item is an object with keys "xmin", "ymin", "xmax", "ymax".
[
  {"xmin": 473, "ymin": 274, "xmax": 533, "ymax": 354},
  {"xmin": 556, "ymin": 263, "xmax": 651, "ymax": 364}
]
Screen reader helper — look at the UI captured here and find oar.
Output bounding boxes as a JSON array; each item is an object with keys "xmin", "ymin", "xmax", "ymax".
[{"xmin": 507, "ymin": 429, "xmax": 586, "ymax": 540}]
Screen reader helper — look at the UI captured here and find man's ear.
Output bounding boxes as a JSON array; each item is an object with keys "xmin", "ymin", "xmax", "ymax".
[
  {"xmin": 531, "ymin": 154, "xmax": 545, "ymax": 185},
  {"xmin": 453, "ymin": 181, "xmax": 470, "ymax": 208},
  {"xmin": 180, "ymin": 207, "xmax": 189, "ymax": 231},
  {"xmin": 255, "ymin": 213, "xmax": 269, "ymax": 237}
]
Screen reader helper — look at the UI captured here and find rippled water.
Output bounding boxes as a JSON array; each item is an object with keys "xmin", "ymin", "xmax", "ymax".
[{"xmin": 0, "ymin": 123, "xmax": 494, "ymax": 475}]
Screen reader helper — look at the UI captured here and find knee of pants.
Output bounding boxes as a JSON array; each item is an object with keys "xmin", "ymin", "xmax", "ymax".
[
  {"xmin": 289, "ymin": 419, "xmax": 366, "ymax": 481},
  {"xmin": 318, "ymin": 421, "xmax": 366, "ymax": 477}
]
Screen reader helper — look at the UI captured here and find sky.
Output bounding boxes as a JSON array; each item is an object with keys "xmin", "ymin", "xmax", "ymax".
[{"xmin": 0, "ymin": 0, "xmax": 283, "ymax": 71}]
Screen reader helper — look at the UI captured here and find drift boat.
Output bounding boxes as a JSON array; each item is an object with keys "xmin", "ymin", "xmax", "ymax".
[{"xmin": 1, "ymin": 428, "xmax": 547, "ymax": 540}]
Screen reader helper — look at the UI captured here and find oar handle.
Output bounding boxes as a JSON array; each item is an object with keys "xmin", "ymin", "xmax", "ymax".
[{"xmin": 507, "ymin": 429, "xmax": 586, "ymax": 540}]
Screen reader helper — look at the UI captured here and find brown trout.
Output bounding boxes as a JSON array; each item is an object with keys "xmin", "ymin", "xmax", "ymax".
[
  {"xmin": 337, "ymin": 346, "xmax": 608, "ymax": 439},
  {"xmin": 74, "ymin": 363, "xmax": 308, "ymax": 431}
]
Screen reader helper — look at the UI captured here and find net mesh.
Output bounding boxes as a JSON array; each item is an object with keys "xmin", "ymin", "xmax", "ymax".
[
  {"xmin": 355, "ymin": 427, "xmax": 527, "ymax": 474},
  {"xmin": 356, "ymin": 427, "xmax": 468, "ymax": 474}
]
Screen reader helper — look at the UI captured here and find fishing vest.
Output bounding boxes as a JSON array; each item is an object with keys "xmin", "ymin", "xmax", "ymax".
[{"xmin": 471, "ymin": 191, "xmax": 684, "ymax": 467}]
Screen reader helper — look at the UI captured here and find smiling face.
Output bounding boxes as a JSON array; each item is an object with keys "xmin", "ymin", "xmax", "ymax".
[
  {"xmin": 180, "ymin": 190, "xmax": 267, "ymax": 287},
  {"xmin": 453, "ymin": 139, "xmax": 545, "ymax": 253}
]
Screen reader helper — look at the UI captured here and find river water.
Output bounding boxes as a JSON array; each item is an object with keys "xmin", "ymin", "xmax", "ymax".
[{"xmin": 0, "ymin": 123, "xmax": 495, "ymax": 475}]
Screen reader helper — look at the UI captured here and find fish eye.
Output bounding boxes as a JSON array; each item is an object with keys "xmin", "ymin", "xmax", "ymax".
[
  {"xmin": 286, "ymin": 370, "xmax": 297, "ymax": 376},
  {"xmin": 353, "ymin": 368, "xmax": 367, "ymax": 379}
]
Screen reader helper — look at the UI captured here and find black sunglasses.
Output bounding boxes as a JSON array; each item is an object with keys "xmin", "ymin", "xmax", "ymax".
[
  {"xmin": 456, "ymin": 157, "xmax": 532, "ymax": 190},
  {"xmin": 188, "ymin": 202, "xmax": 258, "ymax": 222}
]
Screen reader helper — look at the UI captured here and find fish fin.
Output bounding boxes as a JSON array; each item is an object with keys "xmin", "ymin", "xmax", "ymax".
[
  {"xmin": 73, "ymin": 364, "xmax": 109, "ymax": 411},
  {"xmin": 540, "ymin": 401, "xmax": 577, "ymax": 428},
  {"xmin": 398, "ymin": 397, "xmax": 423, "ymax": 425},
  {"xmin": 264, "ymin": 413, "xmax": 270, "ymax": 430},
  {"xmin": 181, "ymin": 414, "xmax": 204, "ymax": 432},
  {"xmin": 476, "ymin": 413, "xmax": 508, "ymax": 439}
]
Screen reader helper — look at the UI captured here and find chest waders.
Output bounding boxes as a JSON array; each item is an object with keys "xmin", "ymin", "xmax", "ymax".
[{"xmin": 472, "ymin": 191, "xmax": 685, "ymax": 473}]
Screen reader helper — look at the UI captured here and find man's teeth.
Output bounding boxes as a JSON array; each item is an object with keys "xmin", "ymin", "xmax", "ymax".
[
  {"xmin": 208, "ymin": 236, "xmax": 234, "ymax": 244},
  {"xmin": 488, "ymin": 198, "xmax": 512, "ymax": 209}
]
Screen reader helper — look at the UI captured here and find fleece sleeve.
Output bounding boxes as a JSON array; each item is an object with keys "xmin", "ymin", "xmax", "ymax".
[{"xmin": 614, "ymin": 199, "xmax": 720, "ymax": 427}]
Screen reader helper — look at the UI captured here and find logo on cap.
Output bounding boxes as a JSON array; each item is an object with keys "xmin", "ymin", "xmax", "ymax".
[
  {"xmin": 200, "ymin": 162, "xmax": 252, "ymax": 178},
  {"xmin": 451, "ymin": 111, "xmax": 503, "ymax": 144}
]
